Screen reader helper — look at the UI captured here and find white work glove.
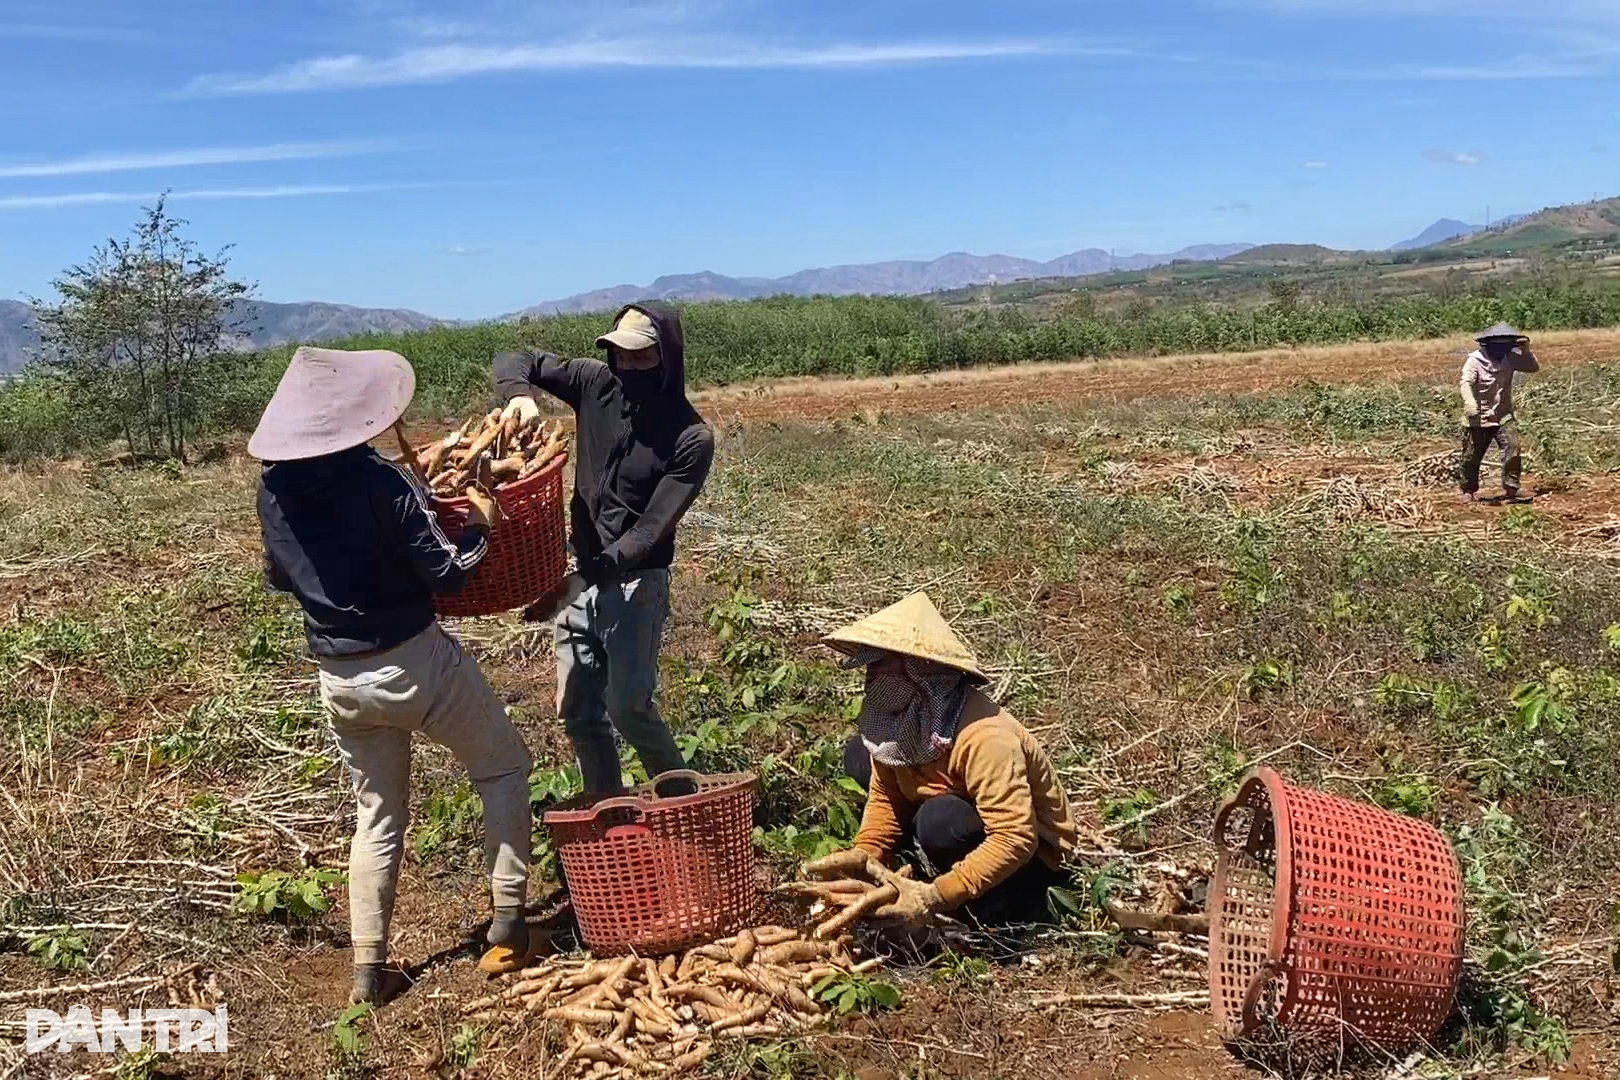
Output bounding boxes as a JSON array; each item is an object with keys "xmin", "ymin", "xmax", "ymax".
[{"xmin": 501, "ymin": 396, "xmax": 541, "ymax": 426}]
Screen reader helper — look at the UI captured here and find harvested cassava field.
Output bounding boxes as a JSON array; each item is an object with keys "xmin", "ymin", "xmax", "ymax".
[{"xmin": 1, "ymin": 332, "xmax": 1618, "ymax": 1079}]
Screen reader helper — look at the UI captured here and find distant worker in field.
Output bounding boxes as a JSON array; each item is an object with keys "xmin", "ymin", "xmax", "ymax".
[
  {"xmin": 1459, "ymin": 323, "xmax": 1540, "ymax": 504},
  {"xmin": 806, "ymin": 593, "xmax": 1079, "ymax": 926},
  {"xmin": 251, "ymin": 347, "xmax": 537, "ymax": 1003},
  {"xmin": 495, "ymin": 303, "xmax": 714, "ymax": 796}
]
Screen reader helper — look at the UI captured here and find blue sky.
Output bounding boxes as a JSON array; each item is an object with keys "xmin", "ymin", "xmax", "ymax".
[{"xmin": 0, "ymin": 0, "xmax": 1616, "ymax": 318}]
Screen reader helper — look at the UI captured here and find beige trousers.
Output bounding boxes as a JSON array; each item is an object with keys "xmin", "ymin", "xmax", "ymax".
[{"xmin": 320, "ymin": 624, "xmax": 532, "ymax": 965}]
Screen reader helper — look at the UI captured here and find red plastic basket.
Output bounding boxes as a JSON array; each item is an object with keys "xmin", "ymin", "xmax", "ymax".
[
  {"xmin": 541, "ymin": 770, "xmax": 760, "ymax": 956},
  {"xmin": 1209, "ymin": 767, "xmax": 1466, "ymax": 1051},
  {"xmin": 429, "ymin": 453, "xmax": 568, "ymax": 618}
]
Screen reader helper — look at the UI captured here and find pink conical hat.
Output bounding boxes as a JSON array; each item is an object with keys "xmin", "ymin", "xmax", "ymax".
[{"xmin": 248, "ymin": 347, "xmax": 415, "ymax": 461}]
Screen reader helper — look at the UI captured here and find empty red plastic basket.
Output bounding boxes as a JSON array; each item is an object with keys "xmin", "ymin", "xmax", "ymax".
[
  {"xmin": 542, "ymin": 770, "xmax": 760, "ymax": 956},
  {"xmin": 1209, "ymin": 767, "xmax": 1466, "ymax": 1050}
]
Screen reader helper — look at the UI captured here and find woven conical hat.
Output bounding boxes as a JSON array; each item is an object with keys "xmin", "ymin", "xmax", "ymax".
[
  {"xmin": 823, "ymin": 593, "xmax": 987, "ymax": 683},
  {"xmin": 249, "ymin": 347, "xmax": 415, "ymax": 461}
]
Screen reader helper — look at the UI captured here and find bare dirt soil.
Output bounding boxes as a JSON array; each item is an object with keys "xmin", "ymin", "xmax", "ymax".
[
  {"xmin": 7, "ymin": 330, "xmax": 1620, "ymax": 1079},
  {"xmin": 696, "ymin": 330, "xmax": 1620, "ymax": 426}
]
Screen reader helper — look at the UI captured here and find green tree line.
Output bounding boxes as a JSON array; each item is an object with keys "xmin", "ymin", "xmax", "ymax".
[{"xmin": 7, "ymin": 264, "xmax": 1620, "ymax": 459}]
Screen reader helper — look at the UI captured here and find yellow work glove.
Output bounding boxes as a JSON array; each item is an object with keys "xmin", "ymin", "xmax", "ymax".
[
  {"xmin": 463, "ymin": 456, "xmax": 502, "ymax": 530},
  {"xmin": 871, "ymin": 876, "xmax": 944, "ymax": 926},
  {"xmin": 464, "ymin": 486, "xmax": 500, "ymax": 531}
]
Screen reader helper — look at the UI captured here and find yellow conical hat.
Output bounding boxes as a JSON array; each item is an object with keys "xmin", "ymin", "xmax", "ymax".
[{"xmin": 823, "ymin": 592, "xmax": 987, "ymax": 683}]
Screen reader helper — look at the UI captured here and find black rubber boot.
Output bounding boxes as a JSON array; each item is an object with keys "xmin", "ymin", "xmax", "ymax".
[{"xmin": 349, "ymin": 963, "xmax": 410, "ymax": 1005}]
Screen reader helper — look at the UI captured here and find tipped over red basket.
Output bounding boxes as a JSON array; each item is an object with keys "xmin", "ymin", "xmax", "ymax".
[
  {"xmin": 431, "ymin": 453, "xmax": 568, "ymax": 618},
  {"xmin": 1208, "ymin": 767, "xmax": 1466, "ymax": 1052}
]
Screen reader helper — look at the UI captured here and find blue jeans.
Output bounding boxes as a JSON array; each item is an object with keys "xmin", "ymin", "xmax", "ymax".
[{"xmin": 555, "ymin": 569, "xmax": 685, "ymax": 795}]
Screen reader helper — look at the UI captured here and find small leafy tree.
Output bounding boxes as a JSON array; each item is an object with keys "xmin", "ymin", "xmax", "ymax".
[{"xmin": 30, "ymin": 195, "xmax": 253, "ymax": 459}]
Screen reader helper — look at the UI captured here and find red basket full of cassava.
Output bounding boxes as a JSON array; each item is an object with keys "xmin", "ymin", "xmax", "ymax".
[
  {"xmin": 542, "ymin": 771, "xmax": 761, "ymax": 956},
  {"xmin": 410, "ymin": 409, "xmax": 569, "ymax": 619}
]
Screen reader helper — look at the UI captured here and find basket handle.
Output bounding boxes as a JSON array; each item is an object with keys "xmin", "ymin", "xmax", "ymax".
[
  {"xmin": 584, "ymin": 796, "xmax": 648, "ymax": 821},
  {"xmin": 583, "ymin": 771, "xmax": 705, "ymax": 821},
  {"xmin": 650, "ymin": 770, "xmax": 704, "ymax": 797},
  {"xmin": 1240, "ymin": 959, "xmax": 1287, "ymax": 1033}
]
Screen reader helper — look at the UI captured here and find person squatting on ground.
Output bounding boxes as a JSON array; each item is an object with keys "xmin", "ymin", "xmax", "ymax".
[
  {"xmin": 1459, "ymin": 322, "xmax": 1541, "ymax": 504},
  {"xmin": 494, "ymin": 303, "xmax": 714, "ymax": 797},
  {"xmin": 250, "ymin": 347, "xmax": 535, "ymax": 1003},
  {"xmin": 810, "ymin": 593, "xmax": 1079, "ymax": 926}
]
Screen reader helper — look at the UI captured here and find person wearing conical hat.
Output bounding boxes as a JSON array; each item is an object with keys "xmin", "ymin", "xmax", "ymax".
[
  {"xmin": 1459, "ymin": 323, "xmax": 1540, "ymax": 504},
  {"xmin": 809, "ymin": 593, "xmax": 1078, "ymax": 926},
  {"xmin": 251, "ymin": 347, "xmax": 537, "ymax": 1003}
]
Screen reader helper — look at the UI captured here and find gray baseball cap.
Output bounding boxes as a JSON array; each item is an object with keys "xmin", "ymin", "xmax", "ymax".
[{"xmin": 595, "ymin": 307, "xmax": 659, "ymax": 352}]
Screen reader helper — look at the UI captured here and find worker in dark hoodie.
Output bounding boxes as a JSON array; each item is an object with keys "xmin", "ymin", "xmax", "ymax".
[
  {"xmin": 495, "ymin": 302, "xmax": 714, "ymax": 796},
  {"xmin": 251, "ymin": 346, "xmax": 536, "ymax": 1005}
]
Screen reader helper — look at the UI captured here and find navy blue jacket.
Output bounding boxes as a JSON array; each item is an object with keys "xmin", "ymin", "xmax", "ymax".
[
  {"xmin": 258, "ymin": 446, "xmax": 489, "ymax": 659},
  {"xmin": 493, "ymin": 301, "xmax": 713, "ymax": 582}
]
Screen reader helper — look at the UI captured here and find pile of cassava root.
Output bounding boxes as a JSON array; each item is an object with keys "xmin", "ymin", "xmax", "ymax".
[
  {"xmin": 410, "ymin": 407, "xmax": 569, "ymax": 499},
  {"xmin": 462, "ymin": 926, "xmax": 880, "ymax": 1077}
]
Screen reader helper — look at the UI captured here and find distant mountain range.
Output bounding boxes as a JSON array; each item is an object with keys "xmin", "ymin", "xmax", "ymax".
[
  {"xmin": 222, "ymin": 300, "xmax": 440, "ymax": 347},
  {"xmin": 0, "ymin": 195, "xmax": 1612, "ymax": 374},
  {"xmin": 0, "ymin": 244, "xmax": 1253, "ymax": 373},
  {"xmin": 0, "ymin": 299, "xmax": 441, "ymax": 376},
  {"xmin": 1391, "ymin": 214, "xmax": 1531, "ymax": 251},
  {"xmin": 512, "ymin": 244, "xmax": 1255, "ymax": 316}
]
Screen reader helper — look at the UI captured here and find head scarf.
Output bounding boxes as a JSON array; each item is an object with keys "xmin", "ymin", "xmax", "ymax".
[{"xmin": 850, "ymin": 646, "xmax": 972, "ymax": 769}]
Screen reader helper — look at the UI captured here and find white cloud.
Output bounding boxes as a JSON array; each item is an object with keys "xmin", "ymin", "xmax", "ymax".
[
  {"xmin": 0, "ymin": 184, "xmax": 428, "ymax": 211},
  {"xmin": 0, "ymin": 140, "xmax": 395, "ymax": 179},
  {"xmin": 445, "ymin": 244, "xmax": 493, "ymax": 256},
  {"xmin": 1214, "ymin": 202, "xmax": 1253, "ymax": 212},
  {"xmin": 185, "ymin": 38, "xmax": 1083, "ymax": 95},
  {"xmin": 1423, "ymin": 148, "xmax": 1485, "ymax": 166},
  {"xmin": 1302, "ymin": 160, "xmax": 1328, "ymax": 168},
  {"xmin": 0, "ymin": 22, "xmax": 148, "ymax": 42}
]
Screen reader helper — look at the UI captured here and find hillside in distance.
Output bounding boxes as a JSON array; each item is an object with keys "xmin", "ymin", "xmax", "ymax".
[
  {"xmin": 939, "ymin": 194, "xmax": 1620, "ymax": 315},
  {"xmin": 1393, "ymin": 218, "xmax": 1481, "ymax": 250},
  {"xmin": 6, "ymin": 192, "xmax": 1616, "ymax": 373},
  {"xmin": 1440, "ymin": 197, "xmax": 1620, "ymax": 255},
  {"xmin": 220, "ymin": 301, "xmax": 441, "ymax": 349},
  {"xmin": 515, "ymin": 243, "xmax": 1256, "ymax": 316},
  {"xmin": 0, "ymin": 299, "xmax": 442, "ymax": 375}
]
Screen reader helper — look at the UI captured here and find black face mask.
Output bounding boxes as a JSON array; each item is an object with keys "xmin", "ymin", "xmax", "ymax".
[{"xmin": 618, "ymin": 367, "xmax": 663, "ymax": 403}]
